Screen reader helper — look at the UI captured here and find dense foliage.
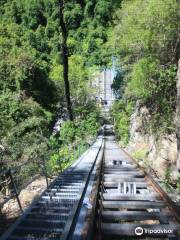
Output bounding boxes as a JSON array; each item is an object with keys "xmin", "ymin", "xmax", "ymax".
[
  {"xmin": 0, "ymin": 0, "xmax": 117, "ymax": 179},
  {"xmin": 111, "ymin": 100, "xmax": 133, "ymax": 144},
  {"xmin": 111, "ymin": 0, "xmax": 180, "ymax": 139}
]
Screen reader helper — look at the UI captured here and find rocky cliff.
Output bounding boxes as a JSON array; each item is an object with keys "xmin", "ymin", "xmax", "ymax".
[
  {"xmin": 127, "ymin": 60, "xmax": 180, "ymax": 181},
  {"xmin": 127, "ymin": 101, "xmax": 178, "ymax": 180}
]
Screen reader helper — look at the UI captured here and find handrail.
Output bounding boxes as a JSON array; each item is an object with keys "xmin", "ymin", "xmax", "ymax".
[
  {"xmin": 0, "ymin": 159, "xmax": 49, "ymax": 213},
  {"xmin": 0, "ymin": 139, "xmax": 95, "ymax": 216}
]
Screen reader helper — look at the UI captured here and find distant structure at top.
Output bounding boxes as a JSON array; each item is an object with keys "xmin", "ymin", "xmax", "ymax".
[{"xmin": 91, "ymin": 68, "xmax": 116, "ymax": 109}]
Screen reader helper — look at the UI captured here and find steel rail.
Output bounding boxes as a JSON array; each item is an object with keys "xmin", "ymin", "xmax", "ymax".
[
  {"xmin": 60, "ymin": 138, "xmax": 104, "ymax": 240},
  {"xmin": 76, "ymin": 140, "xmax": 105, "ymax": 240},
  {"xmin": 121, "ymin": 148, "xmax": 180, "ymax": 223},
  {"xmin": 98, "ymin": 124, "xmax": 180, "ymax": 239},
  {"xmin": 1, "ymin": 136, "xmax": 104, "ymax": 240}
]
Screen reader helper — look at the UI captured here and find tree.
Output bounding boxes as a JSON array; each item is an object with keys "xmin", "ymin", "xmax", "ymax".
[
  {"xmin": 0, "ymin": 0, "xmax": 115, "ymax": 173},
  {"xmin": 110, "ymin": 0, "xmax": 179, "ymax": 134},
  {"xmin": 58, "ymin": 0, "xmax": 73, "ymax": 121}
]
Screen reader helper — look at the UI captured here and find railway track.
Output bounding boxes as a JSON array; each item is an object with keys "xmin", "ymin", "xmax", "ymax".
[
  {"xmin": 1, "ymin": 136, "xmax": 104, "ymax": 240},
  {"xmin": 98, "ymin": 125, "xmax": 180, "ymax": 239},
  {"xmin": 1, "ymin": 124, "xmax": 180, "ymax": 239}
]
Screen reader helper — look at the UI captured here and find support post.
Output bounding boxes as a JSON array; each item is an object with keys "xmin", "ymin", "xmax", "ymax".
[
  {"xmin": 8, "ymin": 170, "xmax": 23, "ymax": 213},
  {"xmin": 43, "ymin": 159, "xmax": 49, "ymax": 188}
]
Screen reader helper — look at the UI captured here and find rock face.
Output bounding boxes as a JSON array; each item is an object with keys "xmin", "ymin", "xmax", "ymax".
[
  {"xmin": 129, "ymin": 102, "xmax": 150, "ymax": 143},
  {"xmin": 148, "ymin": 135, "xmax": 177, "ymax": 177},
  {"xmin": 176, "ymin": 59, "xmax": 180, "ymax": 171},
  {"xmin": 127, "ymin": 101, "xmax": 177, "ymax": 179}
]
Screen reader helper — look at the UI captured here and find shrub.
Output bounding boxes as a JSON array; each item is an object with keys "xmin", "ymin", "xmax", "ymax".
[{"xmin": 111, "ymin": 100, "xmax": 134, "ymax": 144}]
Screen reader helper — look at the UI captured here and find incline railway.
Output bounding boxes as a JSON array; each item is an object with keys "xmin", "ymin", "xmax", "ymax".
[
  {"xmin": 1, "ymin": 136, "xmax": 104, "ymax": 240},
  {"xmin": 97, "ymin": 125, "xmax": 180, "ymax": 240},
  {"xmin": 1, "ymin": 125, "xmax": 180, "ymax": 240}
]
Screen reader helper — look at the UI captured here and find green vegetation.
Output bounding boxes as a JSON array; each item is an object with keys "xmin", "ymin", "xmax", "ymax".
[
  {"xmin": 164, "ymin": 167, "xmax": 172, "ymax": 186},
  {"xmin": 110, "ymin": 0, "xmax": 179, "ymax": 137},
  {"xmin": 0, "ymin": 0, "xmax": 117, "ymax": 181},
  {"xmin": 131, "ymin": 148, "xmax": 149, "ymax": 167},
  {"xmin": 177, "ymin": 174, "xmax": 180, "ymax": 194},
  {"xmin": 111, "ymin": 100, "xmax": 133, "ymax": 144},
  {"xmin": 48, "ymin": 114, "xmax": 100, "ymax": 173}
]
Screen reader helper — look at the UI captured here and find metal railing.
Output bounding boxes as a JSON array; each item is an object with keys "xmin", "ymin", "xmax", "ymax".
[
  {"xmin": 0, "ymin": 141, "xmax": 92, "ymax": 216},
  {"xmin": 0, "ymin": 159, "xmax": 49, "ymax": 215}
]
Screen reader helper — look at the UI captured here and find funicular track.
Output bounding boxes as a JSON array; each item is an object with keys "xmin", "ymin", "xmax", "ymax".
[
  {"xmin": 97, "ymin": 125, "xmax": 180, "ymax": 239},
  {"xmin": 1, "ymin": 125, "xmax": 180, "ymax": 240},
  {"xmin": 1, "ymin": 136, "xmax": 104, "ymax": 240}
]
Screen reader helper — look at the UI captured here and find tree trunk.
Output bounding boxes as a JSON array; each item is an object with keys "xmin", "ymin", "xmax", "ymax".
[
  {"xmin": 176, "ymin": 59, "xmax": 180, "ymax": 171},
  {"xmin": 59, "ymin": 0, "xmax": 73, "ymax": 121}
]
